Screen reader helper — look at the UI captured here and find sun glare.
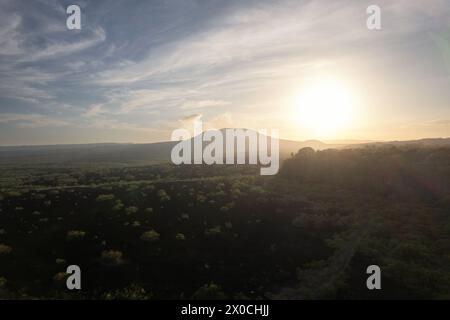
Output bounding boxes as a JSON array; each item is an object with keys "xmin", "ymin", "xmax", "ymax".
[{"xmin": 292, "ymin": 77, "xmax": 357, "ymax": 138}]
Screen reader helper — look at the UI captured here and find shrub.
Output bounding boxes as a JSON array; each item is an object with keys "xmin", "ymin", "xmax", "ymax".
[
  {"xmin": 196, "ymin": 194, "xmax": 207, "ymax": 203},
  {"xmin": 132, "ymin": 221, "xmax": 141, "ymax": 227},
  {"xmin": 220, "ymin": 202, "xmax": 235, "ymax": 212},
  {"xmin": 231, "ymin": 188, "xmax": 242, "ymax": 199},
  {"xmin": 0, "ymin": 244, "xmax": 12, "ymax": 255},
  {"xmin": 192, "ymin": 282, "xmax": 227, "ymax": 300},
  {"xmin": 125, "ymin": 206, "xmax": 139, "ymax": 215},
  {"xmin": 250, "ymin": 186, "xmax": 265, "ymax": 195},
  {"xmin": 0, "ymin": 277, "xmax": 7, "ymax": 288},
  {"xmin": 145, "ymin": 208, "xmax": 153, "ymax": 214},
  {"xmin": 205, "ymin": 226, "xmax": 222, "ymax": 236},
  {"xmin": 35, "ymin": 193, "xmax": 47, "ymax": 200},
  {"xmin": 157, "ymin": 189, "xmax": 170, "ymax": 202},
  {"xmin": 112, "ymin": 200, "xmax": 124, "ymax": 211},
  {"xmin": 216, "ymin": 182, "xmax": 225, "ymax": 190},
  {"xmin": 7, "ymin": 191, "xmax": 21, "ymax": 197},
  {"xmin": 96, "ymin": 194, "xmax": 115, "ymax": 202},
  {"xmin": 101, "ymin": 250, "xmax": 124, "ymax": 265},
  {"xmin": 66, "ymin": 230, "xmax": 87, "ymax": 240},
  {"xmin": 140, "ymin": 230, "xmax": 160, "ymax": 242},
  {"xmin": 176, "ymin": 233, "xmax": 186, "ymax": 241},
  {"xmin": 53, "ymin": 272, "xmax": 67, "ymax": 282},
  {"xmin": 215, "ymin": 190, "xmax": 226, "ymax": 197},
  {"xmin": 103, "ymin": 283, "xmax": 151, "ymax": 300}
]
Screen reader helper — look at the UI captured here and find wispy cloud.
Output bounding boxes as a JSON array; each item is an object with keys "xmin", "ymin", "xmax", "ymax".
[
  {"xmin": 82, "ymin": 104, "xmax": 105, "ymax": 117},
  {"xmin": 180, "ymin": 99, "xmax": 230, "ymax": 110},
  {"xmin": 22, "ymin": 27, "xmax": 106, "ymax": 62},
  {"xmin": 0, "ymin": 113, "xmax": 68, "ymax": 128},
  {"xmin": 1, "ymin": 0, "xmax": 449, "ymax": 144},
  {"xmin": 0, "ymin": 13, "xmax": 23, "ymax": 55}
]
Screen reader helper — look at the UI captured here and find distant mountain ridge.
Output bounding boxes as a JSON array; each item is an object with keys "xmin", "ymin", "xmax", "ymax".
[
  {"xmin": 349, "ymin": 137, "xmax": 450, "ymax": 148},
  {"xmin": 0, "ymin": 130, "xmax": 449, "ymax": 165}
]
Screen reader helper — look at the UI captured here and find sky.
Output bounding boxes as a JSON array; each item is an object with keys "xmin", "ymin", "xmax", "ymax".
[{"xmin": 0, "ymin": 0, "xmax": 449, "ymax": 145}]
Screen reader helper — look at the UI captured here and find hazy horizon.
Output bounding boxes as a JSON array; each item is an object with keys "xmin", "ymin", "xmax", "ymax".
[{"xmin": 0, "ymin": 130, "xmax": 448, "ymax": 148}]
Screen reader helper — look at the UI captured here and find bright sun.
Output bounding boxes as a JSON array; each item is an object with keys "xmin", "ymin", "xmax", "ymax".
[{"xmin": 292, "ymin": 77, "xmax": 357, "ymax": 138}]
